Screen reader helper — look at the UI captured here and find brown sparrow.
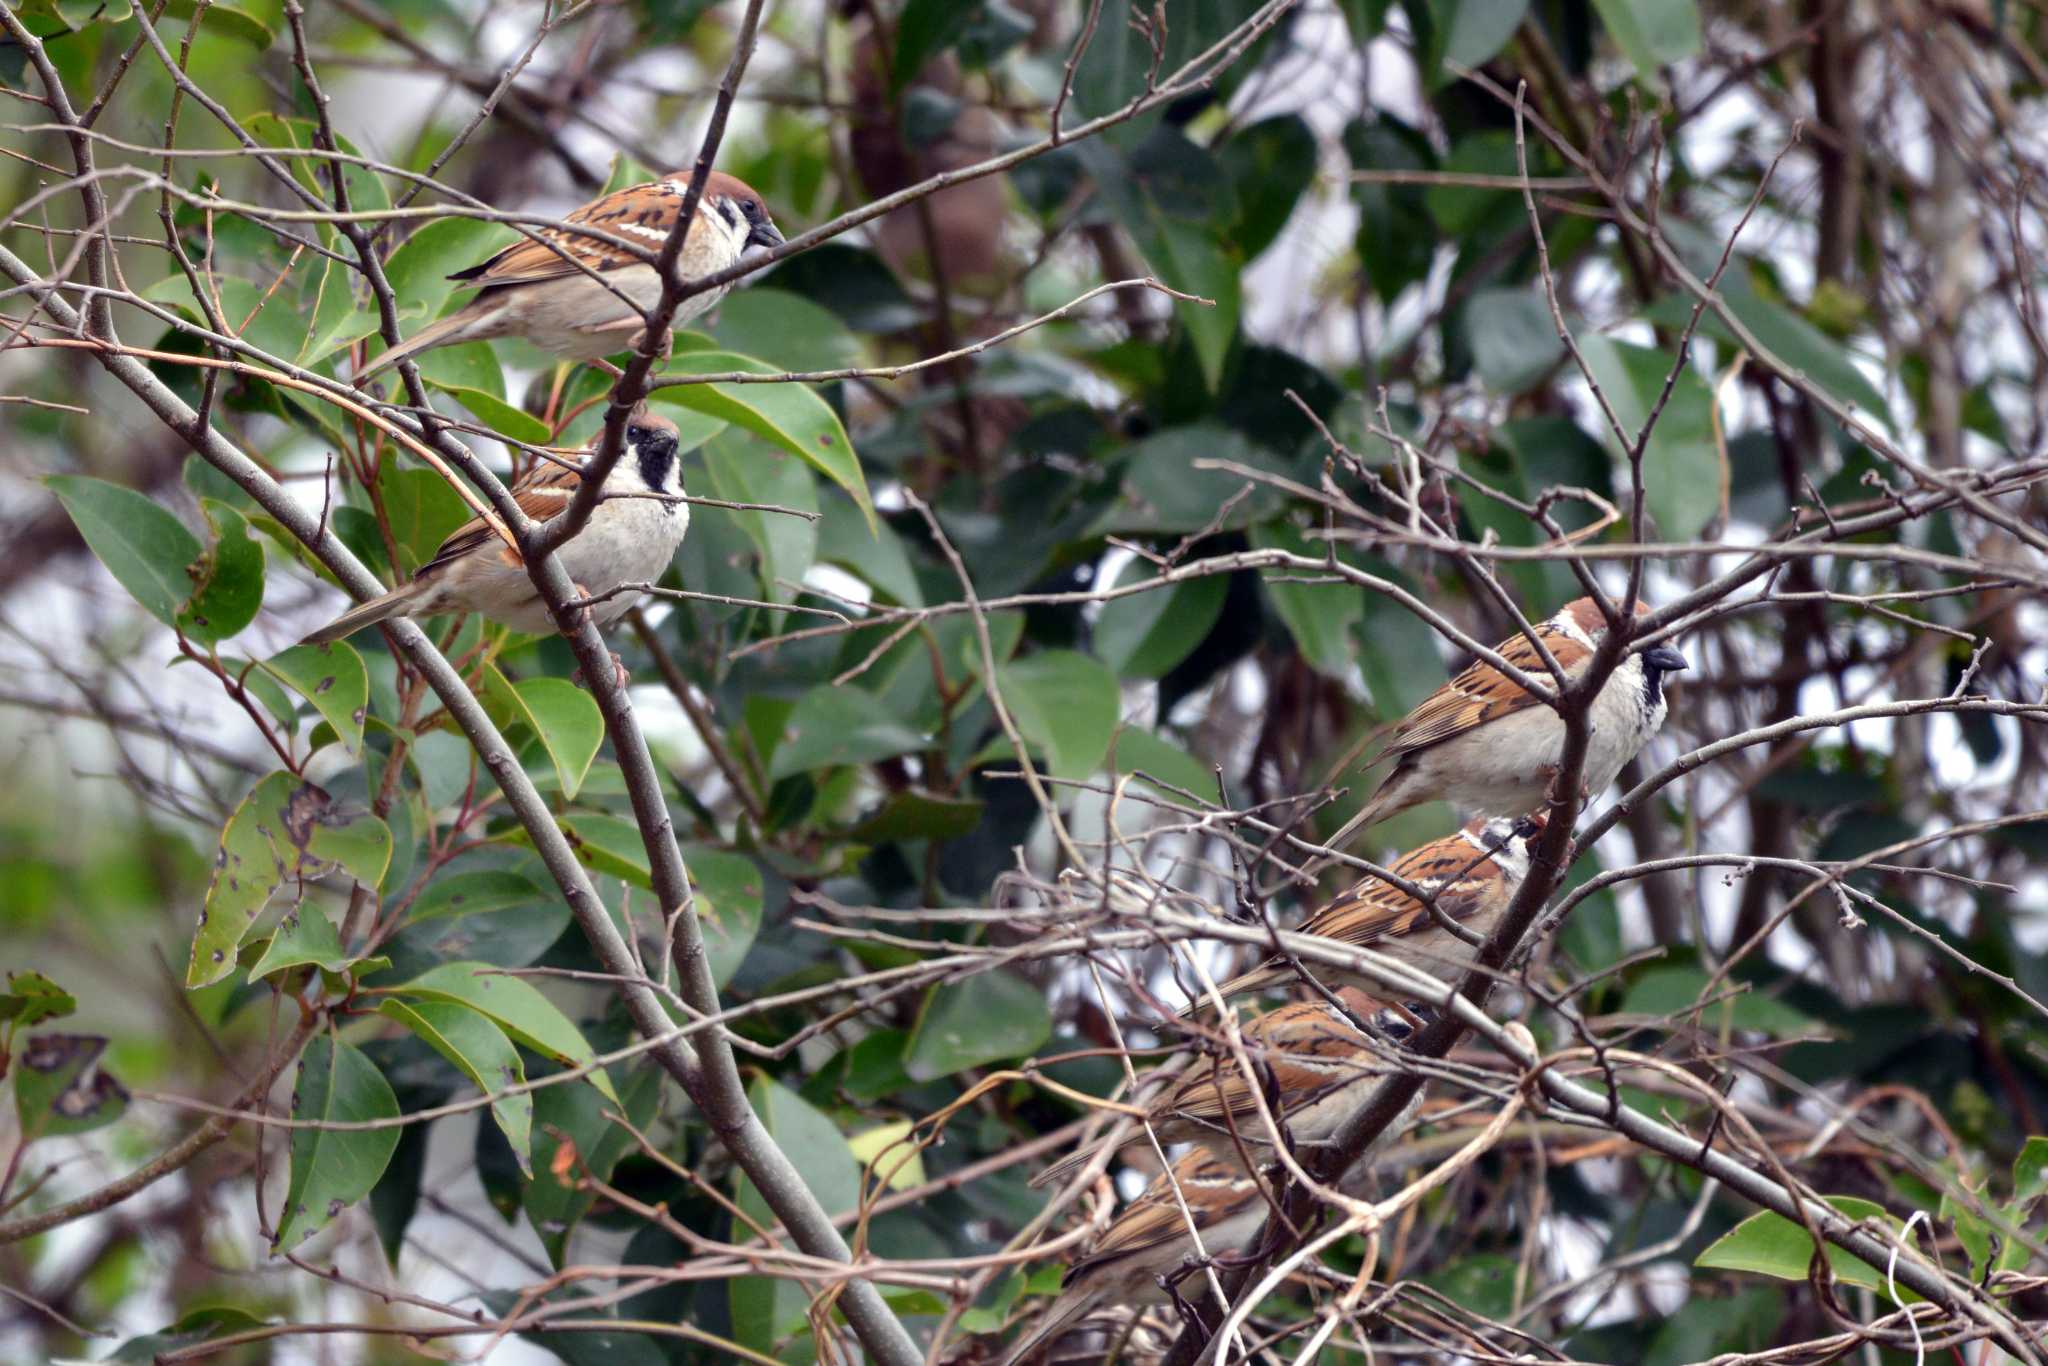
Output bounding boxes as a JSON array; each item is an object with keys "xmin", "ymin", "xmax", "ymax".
[
  {"xmin": 301, "ymin": 410, "xmax": 686, "ymax": 661},
  {"xmin": 1340, "ymin": 596, "xmax": 1687, "ymax": 836},
  {"xmin": 355, "ymin": 170, "xmax": 781, "ymax": 381},
  {"xmin": 1032, "ymin": 991, "xmax": 1417, "ymax": 1189},
  {"xmin": 1000, "ymin": 1152, "xmax": 1268, "ymax": 1366},
  {"xmin": 1196, "ymin": 815, "xmax": 1544, "ymax": 1009}
]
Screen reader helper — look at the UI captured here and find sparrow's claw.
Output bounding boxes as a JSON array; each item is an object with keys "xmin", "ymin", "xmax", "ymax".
[{"xmin": 570, "ymin": 651, "xmax": 632, "ymax": 693}]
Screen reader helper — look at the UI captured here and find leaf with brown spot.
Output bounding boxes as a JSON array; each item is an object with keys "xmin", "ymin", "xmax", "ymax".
[{"xmin": 187, "ymin": 772, "xmax": 392, "ymax": 988}]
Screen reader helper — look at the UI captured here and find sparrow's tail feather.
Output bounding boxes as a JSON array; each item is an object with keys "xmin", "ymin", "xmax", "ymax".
[
  {"xmin": 1176, "ymin": 969, "xmax": 1274, "ymax": 1021},
  {"xmin": 301, "ymin": 583, "xmax": 424, "ymax": 646},
  {"xmin": 1028, "ymin": 1142, "xmax": 1121, "ymax": 1192},
  {"xmin": 996, "ymin": 1289, "xmax": 1098, "ymax": 1366},
  {"xmin": 353, "ymin": 303, "xmax": 503, "ymax": 385}
]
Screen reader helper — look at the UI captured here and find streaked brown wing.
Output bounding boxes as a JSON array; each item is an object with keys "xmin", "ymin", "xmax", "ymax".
[
  {"xmin": 1168, "ymin": 1031, "xmax": 1360, "ymax": 1128},
  {"xmin": 1304, "ymin": 839, "xmax": 1495, "ymax": 946},
  {"xmin": 457, "ymin": 181, "xmax": 678, "ymax": 286},
  {"xmin": 414, "ymin": 470, "xmax": 577, "ymax": 582},
  {"xmin": 1068, "ymin": 1160, "xmax": 1255, "ymax": 1283},
  {"xmin": 1387, "ymin": 623, "xmax": 1588, "ymax": 756}
]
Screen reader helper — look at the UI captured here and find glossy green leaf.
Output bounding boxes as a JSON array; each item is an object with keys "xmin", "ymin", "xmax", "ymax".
[
  {"xmin": 656, "ymin": 351, "xmax": 873, "ymax": 527},
  {"xmin": 769, "ymin": 685, "xmax": 929, "ymax": 780},
  {"xmin": 847, "ymin": 791, "xmax": 985, "ymax": 844},
  {"xmin": 297, "ymin": 254, "xmax": 378, "ymax": 365},
  {"xmin": 189, "ymin": 773, "xmax": 393, "ymax": 988},
  {"xmin": 1621, "ymin": 966, "xmax": 1821, "ymax": 1038},
  {"xmin": 389, "ymin": 960, "xmax": 616, "ymax": 1103},
  {"xmin": 380, "ymin": 216, "xmax": 518, "ymax": 329},
  {"xmin": 523, "ymin": 1062, "xmax": 661, "ymax": 1266},
  {"xmin": 0, "ymin": 970, "xmax": 75, "ymax": 1027},
  {"xmin": 702, "ymin": 433, "xmax": 820, "ymax": 605},
  {"xmin": 1695, "ymin": 1195, "xmax": 1913, "ymax": 1297},
  {"xmin": 1576, "ymin": 334, "xmax": 1724, "ymax": 539},
  {"xmin": 685, "ymin": 846, "xmax": 765, "ymax": 990},
  {"xmin": 1094, "ymin": 563, "xmax": 1228, "ymax": 679},
  {"xmin": 1468, "ymin": 288, "xmax": 1565, "ymax": 394},
  {"xmin": 14, "ymin": 1033, "xmax": 127, "ymax": 1140},
  {"xmin": 1108, "ymin": 726, "xmax": 1217, "ymax": 802},
  {"xmin": 1591, "ymin": 0, "xmax": 1702, "ymax": 81},
  {"xmin": 378, "ymin": 998, "xmax": 531, "ymax": 1173},
  {"xmin": 2015, "ymin": 1135, "xmax": 2048, "ymax": 1206},
  {"xmin": 245, "ymin": 905, "xmax": 356, "ymax": 981},
  {"xmin": 709, "ymin": 290, "xmax": 864, "ymax": 374},
  {"xmin": 996, "ymin": 650, "xmax": 1120, "ymax": 782},
  {"xmin": 176, "ymin": 500, "xmax": 264, "ymax": 643},
  {"xmin": 1424, "ymin": 0, "xmax": 1529, "ymax": 85},
  {"xmin": 103, "ymin": 1307, "xmax": 268, "ymax": 1362},
  {"xmin": 731, "ymin": 1077, "xmax": 861, "ymax": 1358},
  {"xmin": 1254, "ymin": 521, "xmax": 1360, "ymax": 679},
  {"xmin": 482, "ymin": 668, "xmax": 604, "ymax": 800},
  {"xmin": 377, "ymin": 465, "xmax": 472, "ymax": 579},
  {"xmin": 818, "ymin": 499, "xmax": 923, "ymax": 607},
  {"xmin": 45, "ymin": 475, "xmax": 202, "ymax": 629},
  {"xmin": 1219, "ymin": 115, "xmax": 1318, "ymax": 261},
  {"xmin": 553, "ymin": 812, "xmax": 652, "ymax": 887},
  {"xmin": 256, "ymin": 642, "xmax": 369, "ymax": 756},
  {"xmin": 904, "ymin": 970, "xmax": 1051, "ymax": 1081},
  {"xmin": 274, "ymin": 1038, "xmax": 401, "ymax": 1249}
]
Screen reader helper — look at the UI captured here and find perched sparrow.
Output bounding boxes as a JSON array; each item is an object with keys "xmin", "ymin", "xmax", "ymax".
[
  {"xmin": 355, "ymin": 170, "xmax": 782, "ymax": 382},
  {"xmin": 301, "ymin": 410, "xmax": 686, "ymax": 669},
  {"xmin": 1339, "ymin": 596, "xmax": 1688, "ymax": 836},
  {"xmin": 1196, "ymin": 815, "xmax": 1544, "ymax": 1009},
  {"xmin": 1032, "ymin": 991, "xmax": 1417, "ymax": 1189},
  {"xmin": 1001, "ymin": 1152, "xmax": 1268, "ymax": 1366}
]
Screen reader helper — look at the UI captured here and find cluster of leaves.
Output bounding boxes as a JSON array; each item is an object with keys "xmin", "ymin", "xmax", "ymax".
[{"xmin": 7, "ymin": 0, "xmax": 2048, "ymax": 1362}]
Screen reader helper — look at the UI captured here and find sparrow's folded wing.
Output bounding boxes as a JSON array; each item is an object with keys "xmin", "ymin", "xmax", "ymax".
[
  {"xmin": 454, "ymin": 182, "xmax": 682, "ymax": 286},
  {"xmin": 413, "ymin": 470, "xmax": 579, "ymax": 581},
  {"xmin": 1304, "ymin": 841, "xmax": 1500, "ymax": 946},
  {"xmin": 1386, "ymin": 623, "xmax": 1589, "ymax": 756}
]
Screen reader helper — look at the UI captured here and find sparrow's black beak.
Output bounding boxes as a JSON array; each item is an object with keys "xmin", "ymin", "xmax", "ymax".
[
  {"xmin": 746, "ymin": 219, "xmax": 784, "ymax": 251},
  {"xmin": 1644, "ymin": 646, "xmax": 1689, "ymax": 674}
]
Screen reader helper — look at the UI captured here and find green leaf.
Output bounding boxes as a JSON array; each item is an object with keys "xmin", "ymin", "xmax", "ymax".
[
  {"xmin": 847, "ymin": 791, "xmax": 985, "ymax": 844},
  {"xmin": 1218, "ymin": 115, "xmax": 1318, "ymax": 261},
  {"xmin": 378, "ymin": 998, "xmax": 532, "ymax": 1173},
  {"xmin": 411, "ymin": 869, "xmax": 551, "ymax": 922},
  {"xmin": 655, "ymin": 351, "xmax": 873, "ymax": 528},
  {"xmin": 731, "ymin": 1078, "xmax": 862, "ymax": 1358},
  {"xmin": 2015, "ymin": 1136, "xmax": 2048, "ymax": 1206},
  {"xmin": 377, "ymin": 464, "xmax": 472, "ymax": 578},
  {"xmin": 1253, "ymin": 521, "xmax": 1360, "ymax": 679},
  {"xmin": 1576, "ymin": 334, "xmax": 1724, "ymax": 538},
  {"xmin": 389, "ymin": 960, "xmax": 616, "ymax": 1103},
  {"xmin": 380, "ymin": 216, "xmax": 518, "ymax": 329},
  {"xmin": 1094, "ymin": 562, "xmax": 1228, "ymax": 679},
  {"xmin": 818, "ymin": 500, "xmax": 922, "ymax": 607},
  {"xmin": 45, "ymin": 475, "xmax": 202, "ymax": 628},
  {"xmin": 840, "ymin": 1030, "xmax": 914, "ymax": 1102},
  {"xmin": 177, "ymin": 500, "xmax": 264, "ymax": 643},
  {"xmin": 1591, "ymin": 0, "xmax": 1702, "ymax": 81},
  {"xmin": 1718, "ymin": 276, "xmax": 1892, "ymax": 432},
  {"xmin": 768, "ymin": 685, "xmax": 929, "ymax": 780},
  {"xmin": 13, "ymin": 1033, "xmax": 127, "ymax": 1140},
  {"xmin": 297, "ymin": 254, "xmax": 378, "ymax": 365},
  {"xmin": 433, "ymin": 381, "xmax": 552, "ymax": 446},
  {"xmin": 245, "ymin": 905, "xmax": 357, "ymax": 981},
  {"xmin": 1941, "ymin": 1190, "xmax": 1992, "ymax": 1280},
  {"xmin": 103, "ymin": 1306, "xmax": 268, "ymax": 1362},
  {"xmin": 1643, "ymin": 1285, "xmax": 1782, "ymax": 1364},
  {"xmin": 996, "ymin": 650, "xmax": 1120, "ymax": 782},
  {"xmin": 482, "ymin": 668, "xmax": 604, "ymax": 800},
  {"xmin": 554, "ymin": 811, "xmax": 652, "ymax": 887},
  {"xmin": 904, "ymin": 970, "xmax": 1052, "ymax": 1081},
  {"xmin": 709, "ymin": 290, "xmax": 864, "ymax": 375},
  {"xmin": 702, "ymin": 433, "xmax": 820, "ymax": 605},
  {"xmin": 1116, "ymin": 423, "xmax": 1288, "ymax": 533},
  {"xmin": 1695, "ymin": 1195, "xmax": 1914, "ymax": 1297},
  {"xmin": 1108, "ymin": 727, "xmax": 1216, "ymax": 802},
  {"xmin": 1425, "ymin": 0, "xmax": 1530, "ymax": 85},
  {"xmin": 1621, "ymin": 967, "xmax": 1821, "ymax": 1038},
  {"xmin": 848, "ymin": 1120, "xmax": 926, "ymax": 1192},
  {"xmin": 0, "ymin": 970, "xmax": 75, "ymax": 1027},
  {"xmin": 892, "ymin": 0, "xmax": 973, "ymax": 89},
  {"xmin": 1354, "ymin": 574, "xmax": 1449, "ymax": 718},
  {"xmin": 685, "ymin": 847, "xmax": 765, "ymax": 990},
  {"xmin": 274, "ymin": 1038, "xmax": 401, "ymax": 1249},
  {"xmin": 524, "ymin": 1062, "xmax": 661, "ymax": 1266},
  {"xmin": 256, "ymin": 642, "xmax": 369, "ymax": 756},
  {"xmin": 189, "ymin": 773, "xmax": 393, "ymax": 988},
  {"xmin": 1467, "ymin": 288, "xmax": 1565, "ymax": 394}
]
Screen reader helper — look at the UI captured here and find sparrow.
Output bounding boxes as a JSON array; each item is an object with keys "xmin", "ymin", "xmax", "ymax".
[
  {"xmin": 1339, "ymin": 596, "xmax": 1688, "ymax": 837},
  {"xmin": 355, "ymin": 170, "xmax": 782, "ymax": 382},
  {"xmin": 301, "ymin": 409, "xmax": 687, "ymax": 671},
  {"xmin": 1193, "ymin": 815, "xmax": 1544, "ymax": 1010},
  {"xmin": 1031, "ymin": 991, "xmax": 1418, "ymax": 1190},
  {"xmin": 1000, "ymin": 1152, "xmax": 1269, "ymax": 1366}
]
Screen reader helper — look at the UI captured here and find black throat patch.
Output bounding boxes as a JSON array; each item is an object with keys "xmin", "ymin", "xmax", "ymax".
[{"xmin": 636, "ymin": 445, "xmax": 676, "ymax": 495}]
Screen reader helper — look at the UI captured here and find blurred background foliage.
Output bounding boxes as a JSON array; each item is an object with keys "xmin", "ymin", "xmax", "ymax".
[{"xmin": 3, "ymin": 0, "xmax": 2047, "ymax": 1361}]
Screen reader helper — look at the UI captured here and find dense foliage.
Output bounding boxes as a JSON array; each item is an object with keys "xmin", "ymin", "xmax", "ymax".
[{"xmin": 4, "ymin": 0, "xmax": 2047, "ymax": 1362}]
